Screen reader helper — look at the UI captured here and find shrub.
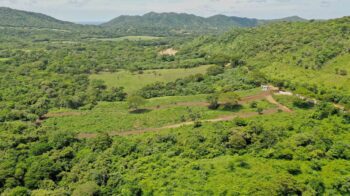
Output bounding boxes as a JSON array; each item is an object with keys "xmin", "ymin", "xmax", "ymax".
[
  {"xmin": 206, "ymin": 65, "xmax": 224, "ymax": 76},
  {"xmin": 127, "ymin": 95, "xmax": 147, "ymax": 111},
  {"xmin": 72, "ymin": 182, "xmax": 100, "ymax": 196},
  {"xmin": 206, "ymin": 94, "xmax": 219, "ymax": 110}
]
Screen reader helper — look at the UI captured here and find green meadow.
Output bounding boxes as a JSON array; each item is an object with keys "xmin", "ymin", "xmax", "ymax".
[
  {"xmin": 91, "ymin": 36, "xmax": 161, "ymax": 42},
  {"xmin": 90, "ymin": 65, "xmax": 212, "ymax": 93},
  {"xmin": 43, "ymin": 90, "xmax": 277, "ymax": 134},
  {"xmin": 263, "ymin": 54, "xmax": 350, "ymax": 94}
]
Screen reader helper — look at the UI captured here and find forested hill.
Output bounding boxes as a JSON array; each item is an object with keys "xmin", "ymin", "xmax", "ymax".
[
  {"xmin": 0, "ymin": 7, "xmax": 308, "ymax": 36},
  {"xmin": 102, "ymin": 12, "xmax": 307, "ymax": 35},
  {"xmin": 102, "ymin": 12, "xmax": 257, "ymax": 32},
  {"xmin": 0, "ymin": 7, "xmax": 81, "ymax": 29},
  {"xmin": 181, "ymin": 16, "xmax": 350, "ymax": 107}
]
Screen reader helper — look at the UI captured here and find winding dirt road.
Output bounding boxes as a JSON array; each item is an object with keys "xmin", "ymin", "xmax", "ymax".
[{"xmin": 77, "ymin": 91, "xmax": 292, "ymax": 139}]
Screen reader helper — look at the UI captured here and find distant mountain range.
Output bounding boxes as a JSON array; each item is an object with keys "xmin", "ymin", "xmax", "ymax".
[
  {"xmin": 0, "ymin": 7, "xmax": 308, "ymax": 35},
  {"xmin": 102, "ymin": 12, "xmax": 306, "ymax": 29}
]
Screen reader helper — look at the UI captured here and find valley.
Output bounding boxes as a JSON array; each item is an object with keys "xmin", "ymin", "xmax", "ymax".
[{"xmin": 0, "ymin": 6, "xmax": 349, "ymax": 196}]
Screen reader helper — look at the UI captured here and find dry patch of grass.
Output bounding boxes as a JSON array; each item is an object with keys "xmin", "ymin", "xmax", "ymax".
[{"xmin": 159, "ymin": 48, "xmax": 178, "ymax": 56}]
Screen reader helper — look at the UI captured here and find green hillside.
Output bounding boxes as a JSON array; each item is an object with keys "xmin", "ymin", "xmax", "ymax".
[
  {"xmin": 0, "ymin": 8, "xmax": 307, "ymax": 37},
  {"xmin": 102, "ymin": 12, "xmax": 306, "ymax": 35},
  {"xmin": 181, "ymin": 17, "xmax": 350, "ymax": 107},
  {"xmin": 0, "ymin": 7, "xmax": 350, "ymax": 196},
  {"xmin": 101, "ymin": 12, "xmax": 254, "ymax": 33},
  {"xmin": 0, "ymin": 7, "xmax": 80, "ymax": 29}
]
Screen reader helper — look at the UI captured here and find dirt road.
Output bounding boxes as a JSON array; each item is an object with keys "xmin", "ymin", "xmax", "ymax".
[
  {"xmin": 77, "ymin": 92, "xmax": 292, "ymax": 139},
  {"xmin": 77, "ymin": 108, "xmax": 281, "ymax": 139}
]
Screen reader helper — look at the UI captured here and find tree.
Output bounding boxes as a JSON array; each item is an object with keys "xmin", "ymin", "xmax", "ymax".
[
  {"xmin": 207, "ymin": 65, "xmax": 224, "ymax": 76},
  {"xmin": 219, "ymin": 93, "xmax": 241, "ymax": 110},
  {"xmin": 227, "ymin": 131, "xmax": 247, "ymax": 150},
  {"xmin": 127, "ymin": 95, "xmax": 147, "ymax": 111},
  {"xmin": 312, "ymin": 102, "xmax": 338, "ymax": 120},
  {"xmin": 193, "ymin": 120, "xmax": 202, "ymax": 128},
  {"xmin": 339, "ymin": 69, "xmax": 348, "ymax": 76},
  {"xmin": 257, "ymin": 107, "xmax": 264, "ymax": 115},
  {"xmin": 101, "ymin": 87, "xmax": 127, "ymax": 102},
  {"xmin": 250, "ymin": 101, "xmax": 258, "ymax": 108},
  {"xmin": 206, "ymin": 94, "xmax": 219, "ymax": 109},
  {"xmin": 72, "ymin": 182, "xmax": 100, "ymax": 196},
  {"xmin": 293, "ymin": 99, "xmax": 314, "ymax": 109},
  {"xmin": 91, "ymin": 133, "xmax": 113, "ymax": 152},
  {"xmin": 332, "ymin": 176, "xmax": 350, "ymax": 195},
  {"xmin": 2, "ymin": 186, "xmax": 30, "ymax": 196}
]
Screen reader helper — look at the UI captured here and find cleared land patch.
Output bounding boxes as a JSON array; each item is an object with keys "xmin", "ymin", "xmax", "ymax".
[
  {"xmin": 0, "ymin": 58, "xmax": 10, "ymax": 62},
  {"xmin": 262, "ymin": 54, "xmax": 350, "ymax": 95},
  {"xmin": 43, "ymin": 89, "xmax": 293, "ymax": 138},
  {"xmin": 91, "ymin": 36, "xmax": 161, "ymax": 42},
  {"xmin": 159, "ymin": 48, "xmax": 178, "ymax": 56},
  {"xmin": 90, "ymin": 65, "xmax": 212, "ymax": 93}
]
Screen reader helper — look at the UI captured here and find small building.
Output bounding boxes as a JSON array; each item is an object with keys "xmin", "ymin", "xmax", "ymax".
[
  {"xmin": 278, "ymin": 91, "xmax": 293, "ymax": 96},
  {"xmin": 261, "ymin": 85, "xmax": 269, "ymax": 91}
]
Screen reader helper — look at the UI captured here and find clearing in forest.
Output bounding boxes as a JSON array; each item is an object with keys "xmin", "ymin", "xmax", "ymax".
[
  {"xmin": 159, "ymin": 48, "xmax": 178, "ymax": 56},
  {"xmin": 91, "ymin": 36, "xmax": 161, "ymax": 42},
  {"xmin": 90, "ymin": 65, "xmax": 212, "ymax": 93},
  {"xmin": 43, "ymin": 89, "xmax": 295, "ymax": 138}
]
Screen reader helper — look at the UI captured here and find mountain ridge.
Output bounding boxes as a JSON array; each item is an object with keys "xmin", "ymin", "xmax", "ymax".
[
  {"xmin": 0, "ymin": 7, "xmax": 80, "ymax": 29},
  {"xmin": 102, "ymin": 11, "xmax": 307, "ymax": 28},
  {"xmin": 0, "ymin": 7, "xmax": 309, "ymax": 35}
]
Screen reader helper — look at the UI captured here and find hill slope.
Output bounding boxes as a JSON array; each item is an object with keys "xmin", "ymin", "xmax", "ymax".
[
  {"xmin": 0, "ymin": 7, "xmax": 80, "ymax": 29},
  {"xmin": 181, "ymin": 16, "xmax": 350, "ymax": 106},
  {"xmin": 102, "ymin": 12, "xmax": 306, "ymax": 35}
]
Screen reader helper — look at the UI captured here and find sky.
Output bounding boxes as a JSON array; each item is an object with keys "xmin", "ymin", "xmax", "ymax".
[{"xmin": 0, "ymin": 0, "xmax": 349, "ymax": 22}]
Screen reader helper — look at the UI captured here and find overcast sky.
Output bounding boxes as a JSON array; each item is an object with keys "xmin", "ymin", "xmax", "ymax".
[{"xmin": 0, "ymin": 0, "xmax": 349, "ymax": 22}]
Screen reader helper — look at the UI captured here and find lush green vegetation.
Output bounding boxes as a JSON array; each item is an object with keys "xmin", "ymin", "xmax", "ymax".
[
  {"xmin": 91, "ymin": 36, "xmax": 162, "ymax": 42},
  {"xmin": 181, "ymin": 16, "xmax": 350, "ymax": 108},
  {"xmin": 0, "ymin": 8, "xmax": 349, "ymax": 195},
  {"xmin": 0, "ymin": 7, "xmax": 307, "ymax": 37}
]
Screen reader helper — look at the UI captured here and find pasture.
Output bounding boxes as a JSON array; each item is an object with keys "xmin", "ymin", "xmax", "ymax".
[
  {"xmin": 0, "ymin": 58, "xmax": 9, "ymax": 62},
  {"xmin": 262, "ymin": 54, "xmax": 350, "ymax": 95},
  {"xmin": 90, "ymin": 65, "xmax": 212, "ymax": 93},
  {"xmin": 91, "ymin": 36, "xmax": 161, "ymax": 42},
  {"xmin": 42, "ymin": 89, "xmax": 281, "ymax": 134}
]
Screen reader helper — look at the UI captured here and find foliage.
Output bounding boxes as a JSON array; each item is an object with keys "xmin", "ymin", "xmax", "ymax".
[
  {"xmin": 0, "ymin": 10, "xmax": 349, "ymax": 195},
  {"xmin": 127, "ymin": 95, "xmax": 147, "ymax": 111}
]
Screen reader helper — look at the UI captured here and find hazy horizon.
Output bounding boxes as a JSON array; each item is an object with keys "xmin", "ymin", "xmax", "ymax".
[{"xmin": 0, "ymin": 0, "xmax": 349, "ymax": 23}]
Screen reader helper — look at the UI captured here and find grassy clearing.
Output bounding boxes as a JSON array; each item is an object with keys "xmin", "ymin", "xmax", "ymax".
[
  {"xmin": 43, "ymin": 91, "xmax": 277, "ymax": 134},
  {"xmin": 0, "ymin": 58, "xmax": 9, "ymax": 62},
  {"xmin": 91, "ymin": 36, "xmax": 161, "ymax": 42},
  {"xmin": 90, "ymin": 65, "xmax": 212, "ymax": 93},
  {"xmin": 263, "ymin": 54, "xmax": 350, "ymax": 94}
]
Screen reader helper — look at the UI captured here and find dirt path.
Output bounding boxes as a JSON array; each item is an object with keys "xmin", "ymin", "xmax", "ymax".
[
  {"xmin": 239, "ymin": 91, "xmax": 272, "ymax": 104},
  {"xmin": 147, "ymin": 91, "xmax": 273, "ymax": 110},
  {"xmin": 265, "ymin": 95, "xmax": 293, "ymax": 113},
  {"xmin": 74, "ymin": 89, "xmax": 293, "ymax": 139},
  {"xmin": 77, "ymin": 108, "xmax": 281, "ymax": 139},
  {"xmin": 44, "ymin": 111, "xmax": 83, "ymax": 118}
]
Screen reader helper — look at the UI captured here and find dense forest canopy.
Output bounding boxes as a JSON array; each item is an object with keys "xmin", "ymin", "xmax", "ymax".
[{"xmin": 0, "ymin": 7, "xmax": 349, "ymax": 195}]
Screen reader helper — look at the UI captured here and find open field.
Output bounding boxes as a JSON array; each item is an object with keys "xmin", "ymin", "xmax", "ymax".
[
  {"xmin": 90, "ymin": 65, "xmax": 212, "ymax": 93},
  {"xmin": 42, "ymin": 89, "xmax": 292, "ymax": 135},
  {"xmin": 44, "ymin": 99, "xmax": 274, "ymax": 134},
  {"xmin": 0, "ymin": 58, "xmax": 10, "ymax": 62},
  {"xmin": 262, "ymin": 54, "xmax": 350, "ymax": 95},
  {"xmin": 90, "ymin": 36, "xmax": 162, "ymax": 42}
]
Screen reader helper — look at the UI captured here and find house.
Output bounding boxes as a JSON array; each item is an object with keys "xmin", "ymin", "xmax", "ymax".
[
  {"xmin": 261, "ymin": 85, "xmax": 269, "ymax": 91},
  {"xmin": 278, "ymin": 91, "xmax": 293, "ymax": 96}
]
